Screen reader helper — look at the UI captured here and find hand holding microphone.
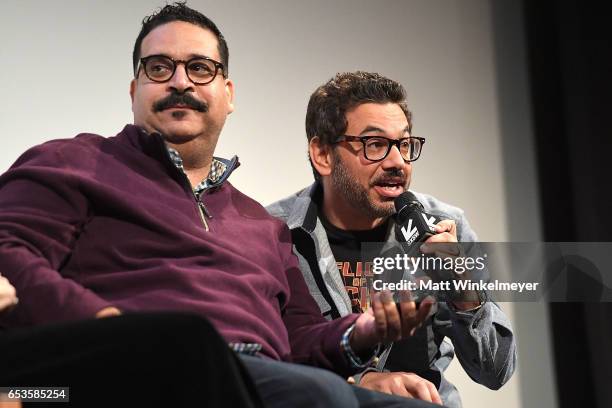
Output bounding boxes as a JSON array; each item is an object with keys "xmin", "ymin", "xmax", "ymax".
[
  {"xmin": 394, "ymin": 191, "xmax": 459, "ymax": 254},
  {"xmin": 394, "ymin": 192, "xmax": 484, "ymax": 310}
]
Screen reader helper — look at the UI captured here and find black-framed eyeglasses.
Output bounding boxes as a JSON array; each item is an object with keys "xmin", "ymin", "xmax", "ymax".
[
  {"xmin": 137, "ymin": 54, "xmax": 226, "ymax": 85},
  {"xmin": 332, "ymin": 135, "xmax": 426, "ymax": 162}
]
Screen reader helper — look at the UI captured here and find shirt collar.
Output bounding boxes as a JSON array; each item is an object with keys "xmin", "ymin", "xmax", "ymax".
[
  {"xmin": 286, "ymin": 181, "xmax": 324, "ymax": 232},
  {"xmin": 166, "ymin": 145, "xmax": 236, "ymax": 195},
  {"xmin": 286, "ymin": 180, "xmax": 397, "ymax": 244}
]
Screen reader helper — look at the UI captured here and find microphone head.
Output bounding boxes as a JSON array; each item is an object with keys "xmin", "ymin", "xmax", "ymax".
[
  {"xmin": 394, "ymin": 191, "xmax": 423, "ymax": 214},
  {"xmin": 394, "ymin": 192, "xmax": 424, "ymax": 224}
]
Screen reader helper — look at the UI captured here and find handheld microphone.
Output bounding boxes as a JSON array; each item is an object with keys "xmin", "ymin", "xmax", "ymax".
[
  {"xmin": 393, "ymin": 192, "xmax": 441, "ymax": 246},
  {"xmin": 392, "ymin": 192, "xmax": 482, "ymax": 305},
  {"xmin": 391, "ymin": 192, "xmax": 443, "ymax": 305}
]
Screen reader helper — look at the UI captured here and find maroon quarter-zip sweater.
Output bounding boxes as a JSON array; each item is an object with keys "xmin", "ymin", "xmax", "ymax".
[{"xmin": 0, "ymin": 125, "xmax": 358, "ymax": 375}]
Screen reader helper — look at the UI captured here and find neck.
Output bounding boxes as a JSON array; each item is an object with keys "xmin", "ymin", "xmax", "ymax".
[
  {"xmin": 136, "ymin": 123, "xmax": 219, "ymax": 187},
  {"xmin": 320, "ymin": 182, "xmax": 386, "ymax": 231},
  {"xmin": 167, "ymin": 138, "xmax": 214, "ymax": 188}
]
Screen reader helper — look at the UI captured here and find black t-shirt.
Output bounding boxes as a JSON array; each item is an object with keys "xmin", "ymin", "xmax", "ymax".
[{"xmin": 319, "ymin": 214, "xmax": 389, "ymax": 313}]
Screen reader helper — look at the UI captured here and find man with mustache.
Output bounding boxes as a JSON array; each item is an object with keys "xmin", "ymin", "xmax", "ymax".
[
  {"xmin": 0, "ymin": 3, "xmax": 441, "ymax": 407},
  {"xmin": 267, "ymin": 72, "xmax": 517, "ymax": 407}
]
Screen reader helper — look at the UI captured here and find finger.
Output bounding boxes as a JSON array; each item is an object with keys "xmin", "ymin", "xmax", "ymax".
[
  {"xmin": 398, "ymin": 290, "xmax": 417, "ymax": 337},
  {"xmin": 0, "ymin": 277, "xmax": 15, "ymax": 294},
  {"xmin": 377, "ymin": 384, "xmax": 393, "ymax": 395},
  {"xmin": 422, "ymin": 233, "xmax": 458, "ymax": 246},
  {"xmin": 0, "ymin": 280, "xmax": 17, "ymax": 299},
  {"xmin": 434, "ymin": 243, "xmax": 461, "ymax": 259},
  {"xmin": 371, "ymin": 292, "xmax": 388, "ymax": 341},
  {"xmin": 403, "ymin": 391, "xmax": 415, "ymax": 399},
  {"xmin": 0, "ymin": 295, "xmax": 17, "ymax": 311},
  {"xmin": 434, "ymin": 220, "xmax": 457, "ymax": 236},
  {"xmin": 420, "ymin": 237, "xmax": 457, "ymax": 257},
  {"xmin": 410, "ymin": 297, "xmax": 435, "ymax": 335},
  {"xmin": 421, "ymin": 238, "xmax": 460, "ymax": 260},
  {"xmin": 381, "ymin": 290, "xmax": 401, "ymax": 341},
  {"xmin": 411, "ymin": 380, "xmax": 434, "ymax": 403},
  {"xmin": 426, "ymin": 381, "xmax": 443, "ymax": 405},
  {"xmin": 389, "ymin": 381, "xmax": 413, "ymax": 398}
]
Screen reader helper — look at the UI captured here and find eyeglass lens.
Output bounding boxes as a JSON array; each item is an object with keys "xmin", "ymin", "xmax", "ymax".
[
  {"xmin": 364, "ymin": 137, "xmax": 422, "ymax": 161},
  {"xmin": 144, "ymin": 56, "xmax": 219, "ymax": 84}
]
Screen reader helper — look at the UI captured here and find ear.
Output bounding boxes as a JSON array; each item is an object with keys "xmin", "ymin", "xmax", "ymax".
[
  {"xmin": 129, "ymin": 79, "xmax": 136, "ymax": 103},
  {"xmin": 309, "ymin": 136, "xmax": 333, "ymax": 177},
  {"xmin": 225, "ymin": 78, "xmax": 235, "ymax": 114}
]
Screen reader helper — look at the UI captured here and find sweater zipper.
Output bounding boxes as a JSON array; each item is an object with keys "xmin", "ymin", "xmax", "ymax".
[
  {"xmin": 189, "ymin": 157, "xmax": 237, "ymax": 231},
  {"xmin": 196, "ymin": 193, "xmax": 211, "ymax": 232},
  {"xmin": 180, "ymin": 174, "xmax": 210, "ymax": 232},
  {"xmin": 159, "ymin": 138, "xmax": 219, "ymax": 232}
]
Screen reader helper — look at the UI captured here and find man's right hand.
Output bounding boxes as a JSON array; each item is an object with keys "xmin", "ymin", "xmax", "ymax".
[
  {"xmin": 95, "ymin": 306, "xmax": 122, "ymax": 318},
  {"xmin": 0, "ymin": 274, "xmax": 18, "ymax": 313},
  {"xmin": 359, "ymin": 371, "xmax": 443, "ymax": 405},
  {"xmin": 350, "ymin": 290, "xmax": 434, "ymax": 351}
]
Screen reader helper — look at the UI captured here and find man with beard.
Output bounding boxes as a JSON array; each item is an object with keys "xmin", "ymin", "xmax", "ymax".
[
  {"xmin": 0, "ymin": 4, "xmax": 442, "ymax": 408},
  {"xmin": 267, "ymin": 71, "xmax": 517, "ymax": 407}
]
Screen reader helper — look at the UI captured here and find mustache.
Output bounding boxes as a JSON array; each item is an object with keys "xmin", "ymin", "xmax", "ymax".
[
  {"xmin": 153, "ymin": 92, "xmax": 208, "ymax": 112},
  {"xmin": 370, "ymin": 168, "xmax": 407, "ymax": 186}
]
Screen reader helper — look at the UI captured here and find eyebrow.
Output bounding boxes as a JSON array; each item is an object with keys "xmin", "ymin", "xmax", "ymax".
[{"xmin": 359, "ymin": 125, "xmax": 411, "ymax": 135}]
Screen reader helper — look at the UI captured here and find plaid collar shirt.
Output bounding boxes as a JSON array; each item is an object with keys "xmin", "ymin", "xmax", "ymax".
[{"xmin": 166, "ymin": 146, "xmax": 228, "ymax": 196}]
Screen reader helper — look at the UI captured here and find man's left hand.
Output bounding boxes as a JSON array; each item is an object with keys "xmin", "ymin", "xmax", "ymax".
[
  {"xmin": 359, "ymin": 371, "xmax": 443, "ymax": 405},
  {"xmin": 420, "ymin": 220, "xmax": 482, "ymax": 311}
]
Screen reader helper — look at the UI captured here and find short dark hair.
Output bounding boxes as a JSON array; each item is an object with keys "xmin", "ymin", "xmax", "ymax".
[
  {"xmin": 132, "ymin": 2, "xmax": 229, "ymax": 77},
  {"xmin": 305, "ymin": 71, "xmax": 412, "ymax": 179}
]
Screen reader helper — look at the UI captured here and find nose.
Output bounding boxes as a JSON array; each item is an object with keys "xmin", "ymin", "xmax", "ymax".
[
  {"xmin": 380, "ymin": 143, "xmax": 406, "ymax": 170},
  {"xmin": 167, "ymin": 63, "xmax": 194, "ymax": 93}
]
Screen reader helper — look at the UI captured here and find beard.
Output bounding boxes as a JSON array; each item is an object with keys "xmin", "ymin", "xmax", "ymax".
[{"xmin": 330, "ymin": 153, "xmax": 400, "ymax": 220}]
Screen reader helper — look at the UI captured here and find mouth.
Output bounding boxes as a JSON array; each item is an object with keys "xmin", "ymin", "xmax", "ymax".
[{"xmin": 372, "ymin": 178, "xmax": 405, "ymax": 198}]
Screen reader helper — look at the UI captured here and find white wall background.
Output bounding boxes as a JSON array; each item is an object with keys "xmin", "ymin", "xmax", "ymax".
[{"xmin": 0, "ymin": 1, "xmax": 556, "ymax": 407}]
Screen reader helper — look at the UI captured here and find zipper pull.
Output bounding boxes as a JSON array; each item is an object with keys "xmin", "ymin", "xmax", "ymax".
[{"xmin": 198, "ymin": 199, "xmax": 212, "ymax": 219}]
